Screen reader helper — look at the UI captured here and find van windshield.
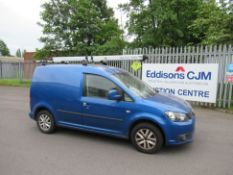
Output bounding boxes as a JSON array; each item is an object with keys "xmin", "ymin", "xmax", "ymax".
[{"xmin": 112, "ymin": 70, "xmax": 156, "ymax": 98}]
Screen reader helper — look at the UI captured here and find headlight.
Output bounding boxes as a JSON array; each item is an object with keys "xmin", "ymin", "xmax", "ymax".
[{"xmin": 165, "ymin": 112, "xmax": 189, "ymax": 122}]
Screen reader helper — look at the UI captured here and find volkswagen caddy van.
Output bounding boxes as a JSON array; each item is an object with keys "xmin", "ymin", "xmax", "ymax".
[{"xmin": 29, "ymin": 64, "xmax": 195, "ymax": 153}]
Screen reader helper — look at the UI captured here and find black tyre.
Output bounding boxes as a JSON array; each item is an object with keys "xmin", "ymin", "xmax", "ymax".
[
  {"xmin": 36, "ymin": 110, "xmax": 56, "ymax": 134},
  {"xmin": 131, "ymin": 122, "xmax": 164, "ymax": 154}
]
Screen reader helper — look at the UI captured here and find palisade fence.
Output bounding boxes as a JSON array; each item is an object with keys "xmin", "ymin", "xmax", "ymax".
[
  {"xmin": 109, "ymin": 45, "xmax": 233, "ymax": 108},
  {"xmin": 0, "ymin": 45, "xmax": 232, "ymax": 108},
  {"xmin": 0, "ymin": 61, "xmax": 38, "ymax": 80}
]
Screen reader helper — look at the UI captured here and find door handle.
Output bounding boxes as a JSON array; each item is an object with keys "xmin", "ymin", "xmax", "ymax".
[
  {"xmin": 82, "ymin": 102, "xmax": 90, "ymax": 109},
  {"xmin": 126, "ymin": 110, "xmax": 131, "ymax": 114},
  {"xmin": 82, "ymin": 102, "xmax": 88, "ymax": 107}
]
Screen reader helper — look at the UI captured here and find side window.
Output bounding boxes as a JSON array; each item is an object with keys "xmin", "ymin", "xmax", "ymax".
[{"xmin": 83, "ymin": 74, "xmax": 118, "ymax": 99}]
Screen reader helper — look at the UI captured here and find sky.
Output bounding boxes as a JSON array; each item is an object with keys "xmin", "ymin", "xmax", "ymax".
[{"xmin": 0, "ymin": 0, "xmax": 128, "ymax": 55}]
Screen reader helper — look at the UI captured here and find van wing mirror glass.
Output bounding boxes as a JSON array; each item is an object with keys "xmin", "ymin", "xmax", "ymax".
[{"xmin": 108, "ymin": 89, "xmax": 122, "ymax": 101}]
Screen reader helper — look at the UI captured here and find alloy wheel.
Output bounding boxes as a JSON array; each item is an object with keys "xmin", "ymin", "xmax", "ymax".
[
  {"xmin": 135, "ymin": 128, "xmax": 157, "ymax": 150},
  {"xmin": 38, "ymin": 114, "xmax": 52, "ymax": 131}
]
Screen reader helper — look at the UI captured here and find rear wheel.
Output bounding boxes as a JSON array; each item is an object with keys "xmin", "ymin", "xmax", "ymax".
[
  {"xmin": 131, "ymin": 122, "xmax": 164, "ymax": 154},
  {"xmin": 36, "ymin": 110, "xmax": 56, "ymax": 133}
]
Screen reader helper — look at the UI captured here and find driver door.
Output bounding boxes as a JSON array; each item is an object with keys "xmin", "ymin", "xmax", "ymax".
[{"xmin": 80, "ymin": 73, "xmax": 134, "ymax": 135}]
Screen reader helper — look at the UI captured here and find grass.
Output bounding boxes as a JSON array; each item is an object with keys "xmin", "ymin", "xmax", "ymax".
[
  {"xmin": 230, "ymin": 105, "xmax": 233, "ymax": 111},
  {"xmin": 0, "ymin": 79, "xmax": 31, "ymax": 87}
]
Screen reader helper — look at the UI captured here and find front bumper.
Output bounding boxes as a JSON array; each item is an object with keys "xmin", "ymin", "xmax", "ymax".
[{"xmin": 165, "ymin": 116, "xmax": 195, "ymax": 145}]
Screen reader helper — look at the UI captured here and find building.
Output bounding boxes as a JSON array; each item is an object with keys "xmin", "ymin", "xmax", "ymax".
[{"xmin": 23, "ymin": 52, "xmax": 35, "ymax": 61}]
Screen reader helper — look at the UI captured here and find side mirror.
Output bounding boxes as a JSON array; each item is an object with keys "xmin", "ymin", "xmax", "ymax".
[{"xmin": 108, "ymin": 89, "xmax": 122, "ymax": 101}]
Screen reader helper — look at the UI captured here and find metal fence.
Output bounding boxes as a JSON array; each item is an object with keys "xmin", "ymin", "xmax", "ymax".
[
  {"xmin": 0, "ymin": 45, "xmax": 232, "ymax": 108},
  {"xmin": 0, "ymin": 61, "xmax": 38, "ymax": 80},
  {"xmin": 118, "ymin": 45, "xmax": 233, "ymax": 108}
]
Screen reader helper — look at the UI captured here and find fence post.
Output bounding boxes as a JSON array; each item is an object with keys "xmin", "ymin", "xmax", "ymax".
[
  {"xmin": 20, "ymin": 62, "xmax": 22, "ymax": 81},
  {"xmin": 18, "ymin": 62, "xmax": 22, "ymax": 81},
  {"xmin": 0, "ymin": 61, "xmax": 2, "ymax": 79}
]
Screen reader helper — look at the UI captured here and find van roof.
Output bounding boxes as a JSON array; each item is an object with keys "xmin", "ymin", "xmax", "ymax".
[{"xmin": 38, "ymin": 64, "xmax": 123, "ymax": 74}]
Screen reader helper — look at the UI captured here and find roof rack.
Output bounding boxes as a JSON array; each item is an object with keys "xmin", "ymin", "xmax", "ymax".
[{"xmin": 53, "ymin": 55, "xmax": 147, "ymax": 65}]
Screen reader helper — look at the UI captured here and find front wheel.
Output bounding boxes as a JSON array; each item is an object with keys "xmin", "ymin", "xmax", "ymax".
[
  {"xmin": 131, "ymin": 123, "xmax": 164, "ymax": 154},
  {"xmin": 36, "ymin": 110, "xmax": 56, "ymax": 134}
]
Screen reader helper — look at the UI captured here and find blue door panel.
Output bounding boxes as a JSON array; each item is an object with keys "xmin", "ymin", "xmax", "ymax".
[{"xmin": 80, "ymin": 97, "xmax": 135, "ymax": 134}]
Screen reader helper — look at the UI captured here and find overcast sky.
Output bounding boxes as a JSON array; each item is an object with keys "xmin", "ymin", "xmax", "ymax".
[{"xmin": 0, "ymin": 0, "xmax": 128, "ymax": 55}]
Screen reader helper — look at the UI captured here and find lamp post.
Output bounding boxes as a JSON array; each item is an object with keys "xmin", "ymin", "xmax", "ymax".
[
  {"xmin": 83, "ymin": 30, "xmax": 93, "ymax": 61},
  {"xmin": 83, "ymin": 34, "xmax": 89, "ymax": 62}
]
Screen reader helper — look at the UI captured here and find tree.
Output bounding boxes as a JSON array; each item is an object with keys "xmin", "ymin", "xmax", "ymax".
[
  {"xmin": 120, "ymin": 0, "xmax": 202, "ymax": 47},
  {"xmin": 15, "ymin": 49, "xmax": 22, "ymax": 57},
  {"xmin": 33, "ymin": 48, "xmax": 50, "ymax": 60},
  {"xmin": 0, "ymin": 39, "xmax": 10, "ymax": 56},
  {"xmin": 37, "ymin": 0, "xmax": 124, "ymax": 59},
  {"xmin": 189, "ymin": 0, "xmax": 233, "ymax": 45}
]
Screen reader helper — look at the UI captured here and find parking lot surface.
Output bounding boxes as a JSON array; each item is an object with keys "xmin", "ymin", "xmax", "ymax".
[{"xmin": 0, "ymin": 86, "xmax": 233, "ymax": 175}]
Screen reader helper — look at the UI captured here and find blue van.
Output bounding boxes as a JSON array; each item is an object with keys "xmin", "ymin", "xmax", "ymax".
[{"xmin": 29, "ymin": 64, "xmax": 195, "ymax": 153}]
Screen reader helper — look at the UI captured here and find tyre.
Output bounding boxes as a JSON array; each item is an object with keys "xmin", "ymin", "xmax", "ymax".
[
  {"xmin": 130, "ymin": 122, "xmax": 164, "ymax": 154},
  {"xmin": 36, "ymin": 110, "xmax": 56, "ymax": 134}
]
